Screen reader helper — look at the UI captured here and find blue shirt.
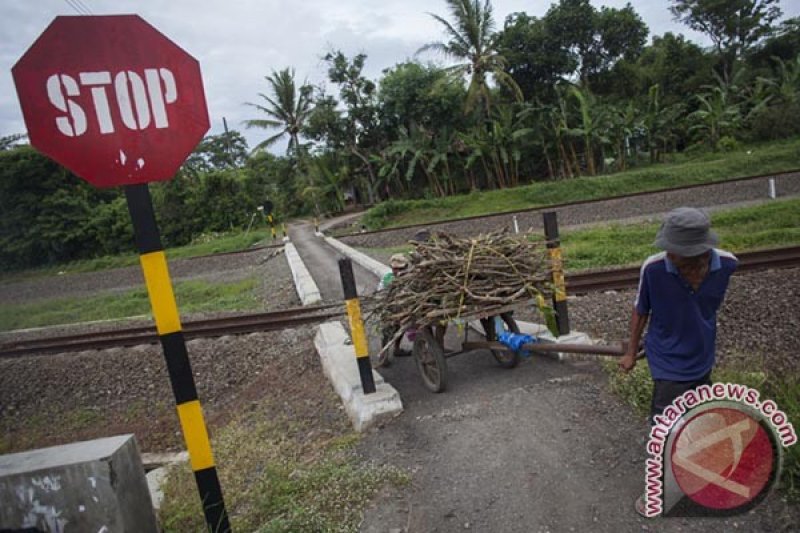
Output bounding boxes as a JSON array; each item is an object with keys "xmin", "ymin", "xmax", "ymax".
[{"xmin": 635, "ymin": 249, "xmax": 737, "ymax": 381}]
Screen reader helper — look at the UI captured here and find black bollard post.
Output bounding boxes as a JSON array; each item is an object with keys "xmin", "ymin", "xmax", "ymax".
[
  {"xmin": 338, "ymin": 257, "xmax": 376, "ymax": 394},
  {"xmin": 543, "ymin": 211, "xmax": 570, "ymax": 336}
]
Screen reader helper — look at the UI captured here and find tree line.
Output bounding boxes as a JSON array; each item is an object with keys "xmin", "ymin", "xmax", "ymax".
[{"xmin": 2, "ymin": 0, "xmax": 799, "ymax": 270}]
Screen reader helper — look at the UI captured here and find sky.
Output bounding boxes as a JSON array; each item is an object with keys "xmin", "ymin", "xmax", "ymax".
[{"xmin": 2, "ymin": 0, "xmax": 799, "ymax": 152}]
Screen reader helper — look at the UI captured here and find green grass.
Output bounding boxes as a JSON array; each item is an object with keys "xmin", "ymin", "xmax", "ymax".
[
  {"xmin": 0, "ymin": 277, "xmax": 261, "ymax": 331},
  {"xmin": 160, "ymin": 416, "xmax": 408, "ymax": 532},
  {"xmin": 358, "ymin": 199, "xmax": 800, "ymax": 272},
  {"xmin": 0, "ymin": 230, "xmax": 272, "ymax": 284},
  {"xmin": 560, "ymin": 198, "xmax": 800, "ymax": 270},
  {"xmin": 363, "ymin": 137, "xmax": 800, "ymax": 229}
]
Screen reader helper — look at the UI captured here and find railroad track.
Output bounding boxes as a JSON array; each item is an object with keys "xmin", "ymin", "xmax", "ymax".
[
  {"xmin": 2, "ymin": 246, "xmax": 798, "ymax": 358},
  {"xmin": 335, "ymin": 169, "xmax": 799, "ymax": 238},
  {"xmin": 566, "ymin": 245, "xmax": 800, "ymax": 295},
  {"xmin": 0, "ymin": 303, "xmax": 345, "ymax": 358}
]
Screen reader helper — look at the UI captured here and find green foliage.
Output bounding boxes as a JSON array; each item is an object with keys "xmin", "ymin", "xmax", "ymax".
[
  {"xmin": 183, "ymin": 130, "xmax": 249, "ymax": 174},
  {"xmin": 0, "ymin": 146, "xmax": 124, "ymax": 270},
  {"xmin": 771, "ymin": 378, "xmax": 800, "ymax": 498},
  {"xmin": 0, "ymin": 139, "xmax": 291, "ymax": 271},
  {"xmin": 670, "ymin": 0, "xmax": 782, "ymax": 78},
  {"xmin": 362, "ymin": 137, "xmax": 800, "ymax": 229},
  {"xmin": 604, "ymin": 359, "xmax": 653, "ymax": 416},
  {"xmin": 718, "ymin": 135, "xmax": 740, "ymax": 151},
  {"xmin": 2, "ymin": 230, "xmax": 269, "ymax": 283},
  {"xmin": 418, "ymin": 0, "xmax": 521, "ymax": 115},
  {"xmin": 244, "ymin": 68, "xmax": 314, "ymax": 155}
]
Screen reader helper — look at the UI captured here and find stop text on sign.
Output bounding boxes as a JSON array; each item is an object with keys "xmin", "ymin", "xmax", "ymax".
[
  {"xmin": 47, "ymin": 68, "xmax": 177, "ymax": 137},
  {"xmin": 12, "ymin": 14, "xmax": 210, "ymax": 186}
]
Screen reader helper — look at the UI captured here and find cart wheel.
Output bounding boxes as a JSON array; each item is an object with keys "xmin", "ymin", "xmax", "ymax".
[
  {"xmin": 482, "ymin": 312, "xmax": 521, "ymax": 368},
  {"xmin": 413, "ymin": 326, "xmax": 448, "ymax": 393}
]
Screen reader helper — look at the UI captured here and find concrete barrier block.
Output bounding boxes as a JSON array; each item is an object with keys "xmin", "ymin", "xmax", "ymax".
[
  {"xmin": 0, "ymin": 434, "xmax": 158, "ymax": 532},
  {"xmin": 314, "ymin": 322, "xmax": 402, "ymax": 431},
  {"xmin": 323, "ymin": 237, "xmax": 391, "ymax": 279},
  {"xmin": 284, "ymin": 242, "xmax": 322, "ymax": 305}
]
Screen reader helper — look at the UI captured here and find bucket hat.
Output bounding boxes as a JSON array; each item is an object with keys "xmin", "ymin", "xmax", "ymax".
[
  {"xmin": 654, "ymin": 207, "xmax": 718, "ymax": 257},
  {"xmin": 390, "ymin": 253, "xmax": 409, "ymax": 269}
]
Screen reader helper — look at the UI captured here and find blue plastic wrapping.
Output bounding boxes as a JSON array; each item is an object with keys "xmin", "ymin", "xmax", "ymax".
[{"xmin": 497, "ymin": 331, "xmax": 537, "ymax": 357}]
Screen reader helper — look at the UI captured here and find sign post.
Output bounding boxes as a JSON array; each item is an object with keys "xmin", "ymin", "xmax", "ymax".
[{"xmin": 12, "ymin": 15, "xmax": 230, "ymax": 531}]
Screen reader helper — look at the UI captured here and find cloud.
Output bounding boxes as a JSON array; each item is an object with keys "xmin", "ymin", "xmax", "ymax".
[{"xmin": 2, "ymin": 0, "xmax": 798, "ymax": 153}]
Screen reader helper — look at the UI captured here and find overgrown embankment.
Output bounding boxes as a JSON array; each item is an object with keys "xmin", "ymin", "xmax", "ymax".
[{"xmin": 362, "ymin": 138, "xmax": 800, "ymax": 230}]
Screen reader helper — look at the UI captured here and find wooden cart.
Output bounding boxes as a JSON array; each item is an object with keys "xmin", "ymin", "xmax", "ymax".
[{"xmin": 385, "ymin": 303, "xmax": 627, "ymax": 393}]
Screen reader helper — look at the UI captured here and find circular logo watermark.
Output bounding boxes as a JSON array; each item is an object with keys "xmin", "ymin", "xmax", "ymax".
[
  {"xmin": 644, "ymin": 384, "xmax": 795, "ymax": 517},
  {"xmin": 671, "ymin": 406, "xmax": 777, "ymax": 511}
]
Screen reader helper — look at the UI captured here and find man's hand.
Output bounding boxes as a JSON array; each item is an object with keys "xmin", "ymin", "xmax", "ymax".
[{"xmin": 619, "ymin": 351, "xmax": 637, "ymax": 373}]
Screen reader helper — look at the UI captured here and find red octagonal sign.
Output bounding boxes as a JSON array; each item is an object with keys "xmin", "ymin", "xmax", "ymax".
[{"xmin": 12, "ymin": 15, "xmax": 210, "ymax": 187}]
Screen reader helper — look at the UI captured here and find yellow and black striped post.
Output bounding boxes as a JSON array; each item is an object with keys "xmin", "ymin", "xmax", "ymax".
[
  {"xmin": 543, "ymin": 211, "xmax": 570, "ymax": 336},
  {"xmin": 268, "ymin": 213, "xmax": 276, "ymax": 241},
  {"xmin": 282, "ymin": 223, "xmax": 287, "ymax": 239},
  {"xmin": 314, "ymin": 217, "xmax": 320, "ymax": 233},
  {"xmin": 124, "ymin": 184, "xmax": 230, "ymax": 532},
  {"xmin": 338, "ymin": 257, "xmax": 376, "ymax": 394}
]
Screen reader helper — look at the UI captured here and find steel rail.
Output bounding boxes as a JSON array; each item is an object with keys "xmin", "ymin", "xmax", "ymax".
[
  {"xmin": 335, "ymin": 169, "xmax": 800, "ymax": 238},
  {"xmin": 0, "ymin": 304, "xmax": 344, "ymax": 358},
  {"xmin": 2, "ymin": 246, "xmax": 798, "ymax": 358},
  {"xmin": 565, "ymin": 245, "xmax": 800, "ymax": 295}
]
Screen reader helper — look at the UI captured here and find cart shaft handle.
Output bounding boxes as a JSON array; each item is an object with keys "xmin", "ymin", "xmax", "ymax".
[{"xmin": 462, "ymin": 341, "xmax": 627, "ymax": 357}]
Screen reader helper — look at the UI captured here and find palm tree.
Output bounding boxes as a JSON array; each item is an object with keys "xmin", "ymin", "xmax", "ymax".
[
  {"xmin": 244, "ymin": 68, "xmax": 314, "ymax": 156},
  {"xmin": 417, "ymin": 0, "xmax": 521, "ymax": 116}
]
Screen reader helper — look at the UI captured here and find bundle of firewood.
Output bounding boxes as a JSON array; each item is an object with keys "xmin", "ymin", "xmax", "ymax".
[{"xmin": 372, "ymin": 230, "xmax": 555, "ymax": 334}]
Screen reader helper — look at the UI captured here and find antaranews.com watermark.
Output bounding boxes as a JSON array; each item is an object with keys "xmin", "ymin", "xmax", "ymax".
[{"xmin": 644, "ymin": 382, "xmax": 797, "ymax": 518}]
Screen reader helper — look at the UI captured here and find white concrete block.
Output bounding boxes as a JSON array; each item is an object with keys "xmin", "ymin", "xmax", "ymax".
[
  {"xmin": 145, "ymin": 466, "xmax": 170, "ymax": 511},
  {"xmin": 284, "ymin": 242, "xmax": 322, "ymax": 305},
  {"xmin": 324, "ymin": 237, "xmax": 391, "ymax": 279},
  {"xmin": 314, "ymin": 322, "xmax": 402, "ymax": 432},
  {"xmin": 0, "ymin": 435, "xmax": 158, "ymax": 532}
]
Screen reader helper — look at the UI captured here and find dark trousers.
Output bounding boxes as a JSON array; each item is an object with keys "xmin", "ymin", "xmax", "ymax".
[{"xmin": 649, "ymin": 372, "xmax": 712, "ymax": 425}]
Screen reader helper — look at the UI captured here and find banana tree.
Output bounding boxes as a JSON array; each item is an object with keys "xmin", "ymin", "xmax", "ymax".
[
  {"xmin": 688, "ymin": 88, "xmax": 741, "ymax": 150},
  {"xmin": 758, "ymin": 55, "xmax": 800, "ymax": 106},
  {"xmin": 607, "ymin": 101, "xmax": 641, "ymax": 172},
  {"xmin": 388, "ymin": 126, "xmax": 447, "ymax": 197},
  {"xmin": 567, "ymin": 84, "xmax": 611, "ymax": 176}
]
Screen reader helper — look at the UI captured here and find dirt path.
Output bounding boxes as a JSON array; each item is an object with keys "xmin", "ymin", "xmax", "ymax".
[
  {"xmin": 287, "ymin": 217, "xmax": 796, "ymax": 532},
  {"xmin": 357, "ymin": 345, "xmax": 794, "ymax": 532},
  {"xmin": 288, "ymin": 219, "xmax": 378, "ymax": 302}
]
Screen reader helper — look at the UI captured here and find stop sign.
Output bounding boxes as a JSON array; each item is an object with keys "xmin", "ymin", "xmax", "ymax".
[{"xmin": 12, "ymin": 15, "xmax": 210, "ymax": 187}]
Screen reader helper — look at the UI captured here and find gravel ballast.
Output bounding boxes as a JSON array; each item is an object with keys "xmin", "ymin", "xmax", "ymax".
[
  {"xmin": 0, "ymin": 244, "xmax": 316, "ymax": 455},
  {"xmin": 340, "ymin": 173, "xmax": 800, "ymax": 248},
  {"xmin": 516, "ymin": 267, "xmax": 800, "ymax": 375},
  {"xmin": 0, "ymin": 327, "xmax": 346, "ymax": 453}
]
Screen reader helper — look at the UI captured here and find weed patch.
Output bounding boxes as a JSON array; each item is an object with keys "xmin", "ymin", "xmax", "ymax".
[{"xmin": 159, "ymin": 415, "xmax": 408, "ymax": 532}]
